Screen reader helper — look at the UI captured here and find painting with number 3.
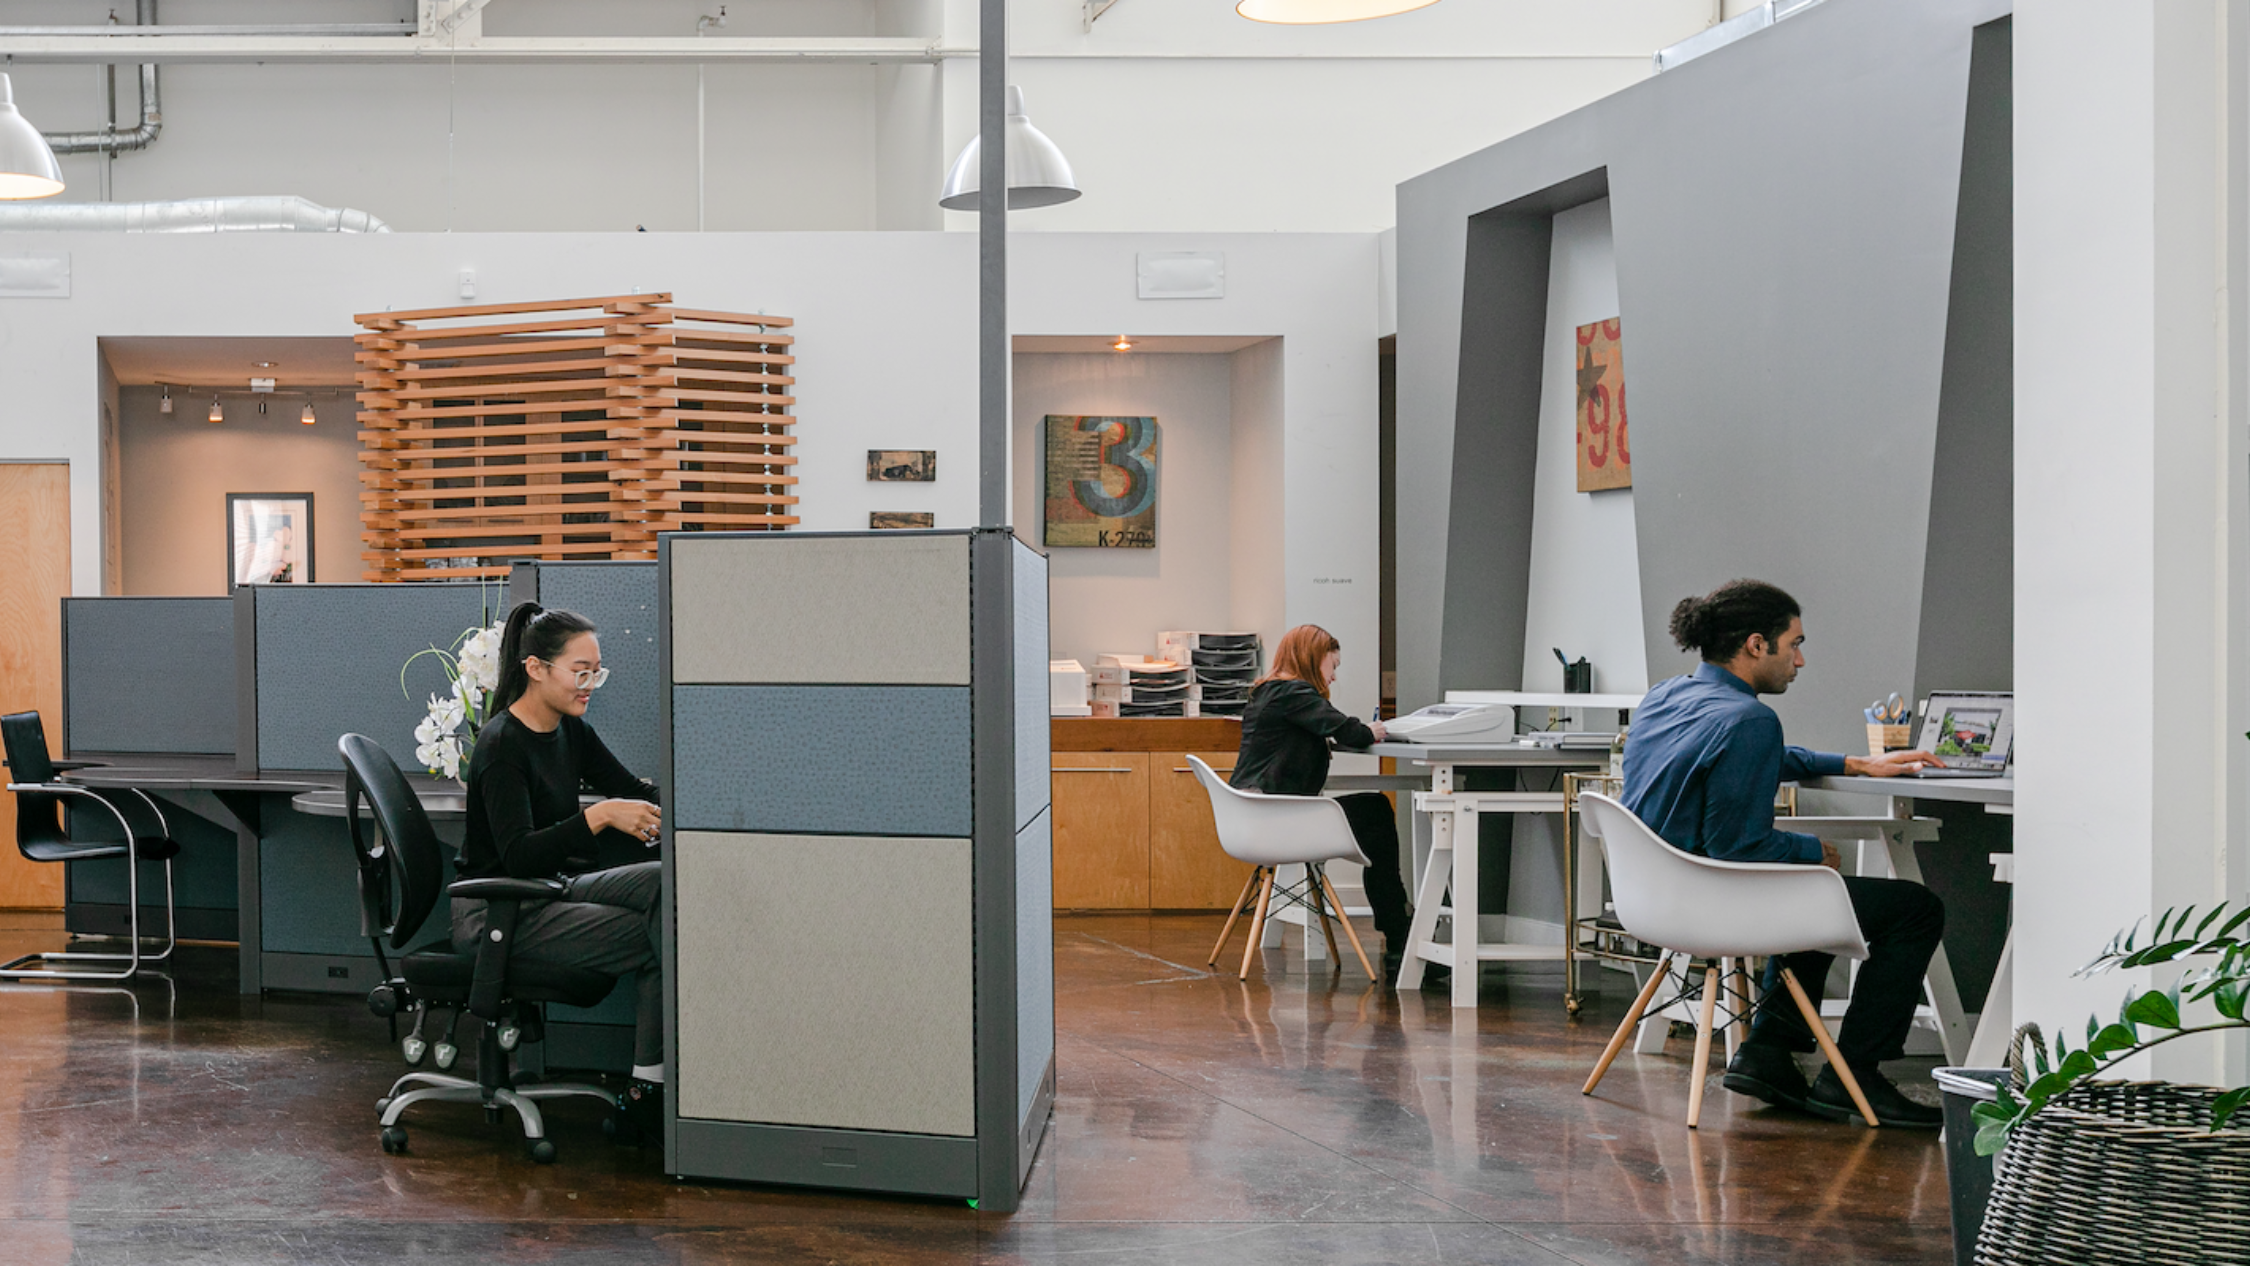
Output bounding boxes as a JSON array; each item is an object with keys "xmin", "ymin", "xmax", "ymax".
[
  {"xmin": 1044, "ymin": 415, "xmax": 1159, "ymax": 548},
  {"xmin": 1575, "ymin": 317, "xmax": 1631, "ymax": 492}
]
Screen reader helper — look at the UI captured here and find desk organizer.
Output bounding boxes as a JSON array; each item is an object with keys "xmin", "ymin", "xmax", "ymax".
[{"xmin": 660, "ymin": 527, "xmax": 1053, "ymax": 1209}]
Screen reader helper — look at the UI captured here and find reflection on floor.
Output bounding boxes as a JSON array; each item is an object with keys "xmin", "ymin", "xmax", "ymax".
[{"xmin": 0, "ymin": 911, "xmax": 1949, "ymax": 1264}]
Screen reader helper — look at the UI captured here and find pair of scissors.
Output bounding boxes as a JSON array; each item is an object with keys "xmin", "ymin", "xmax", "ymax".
[{"xmin": 1865, "ymin": 693, "xmax": 1908, "ymax": 724}]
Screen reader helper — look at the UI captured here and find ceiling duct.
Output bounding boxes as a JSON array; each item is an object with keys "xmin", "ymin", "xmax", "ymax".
[
  {"xmin": 0, "ymin": 195, "xmax": 389, "ymax": 233},
  {"xmin": 41, "ymin": 0, "xmax": 162, "ymax": 156}
]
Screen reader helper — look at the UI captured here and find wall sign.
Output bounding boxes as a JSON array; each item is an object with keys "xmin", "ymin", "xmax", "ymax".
[
  {"xmin": 1575, "ymin": 317, "xmax": 1631, "ymax": 492},
  {"xmin": 1043, "ymin": 415, "xmax": 1158, "ymax": 549}
]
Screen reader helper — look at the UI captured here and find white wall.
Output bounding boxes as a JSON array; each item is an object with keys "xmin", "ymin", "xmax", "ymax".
[
  {"xmin": 1518, "ymin": 198, "xmax": 1644, "ymax": 696},
  {"xmin": 0, "ymin": 231, "xmax": 979, "ymax": 595},
  {"xmin": 1011, "ymin": 351, "xmax": 1245, "ymax": 668},
  {"xmin": 115, "ymin": 385, "xmax": 361, "ymax": 596},
  {"xmin": 3, "ymin": 0, "xmax": 1732, "ymax": 234},
  {"xmin": 2015, "ymin": 1, "xmax": 2246, "ymax": 1084}
]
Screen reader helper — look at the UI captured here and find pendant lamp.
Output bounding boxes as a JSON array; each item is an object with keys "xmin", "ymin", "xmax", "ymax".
[
  {"xmin": 938, "ymin": 86, "xmax": 1081, "ymax": 211},
  {"xmin": 0, "ymin": 75, "xmax": 64, "ymax": 200},
  {"xmin": 1237, "ymin": 0, "xmax": 1442, "ymax": 22}
]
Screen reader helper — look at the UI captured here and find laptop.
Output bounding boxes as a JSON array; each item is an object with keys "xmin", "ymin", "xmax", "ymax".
[{"xmin": 1909, "ymin": 691, "xmax": 2012, "ymax": 779}]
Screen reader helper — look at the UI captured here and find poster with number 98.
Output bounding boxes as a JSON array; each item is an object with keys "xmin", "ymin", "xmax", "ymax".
[{"xmin": 1574, "ymin": 317, "xmax": 1631, "ymax": 493}]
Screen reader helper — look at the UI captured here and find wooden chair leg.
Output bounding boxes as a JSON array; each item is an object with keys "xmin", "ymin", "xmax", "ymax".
[
  {"xmin": 1686, "ymin": 958, "xmax": 1722, "ymax": 1128},
  {"xmin": 1585, "ymin": 951, "xmax": 1673, "ymax": 1095},
  {"xmin": 1307, "ymin": 867, "xmax": 1343, "ymax": 968},
  {"xmin": 1208, "ymin": 868, "xmax": 1261, "ymax": 967},
  {"xmin": 1318, "ymin": 870, "xmax": 1378, "ymax": 980},
  {"xmin": 1239, "ymin": 869, "xmax": 1277, "ymax": 981},
  {"xmin": 1780, "ymin": 966, "xmax": 1879, "ymax": 1127}
]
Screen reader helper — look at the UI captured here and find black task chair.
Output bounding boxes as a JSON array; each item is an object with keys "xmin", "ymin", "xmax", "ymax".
[
  {"xmin": 1, "ymin": 711, "xmax": 179, "ymax": 981},
  {"xmin": 340, "ymin": 733, "xmax": 620, "ymax": 1164}
]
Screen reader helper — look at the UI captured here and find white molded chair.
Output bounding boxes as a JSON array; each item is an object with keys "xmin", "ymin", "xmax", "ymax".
[
  {"xmin": 1187, "ymin": 756, "xmax": 1377, "ymax": 981},
  {"xmin": 1576, "ymin": 792, "xmax": 1880, "ymax": 1128}
]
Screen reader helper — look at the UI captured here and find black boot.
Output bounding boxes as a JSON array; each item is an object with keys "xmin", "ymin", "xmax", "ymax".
[
  {"xmin": 1807, "ymin": 1063, "xmax": 1942, "ymax": 1128},
  {"xmin": 1722, "ymin": 1042, "xmax": 1812, "ymax": 1112}
]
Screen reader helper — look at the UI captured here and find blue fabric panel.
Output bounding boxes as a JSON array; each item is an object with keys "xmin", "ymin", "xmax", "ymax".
[
  {"xmin": 671, "ymin": 686, "xmax": 971, "ymax": 837},
  {"xmin": 1012, "ymin": 541, "xmax": 1051, "ymax": 833},
  {"xmin": 258, "ymin": 802, "xmax": 452, "ymax": 956},
  {"xmin": 65, "ymin": 598, "xmax": 235, "ymax": 755},
  {"xmin": 1015, "ymin": 807, "xmax": 1054, "ymax": 1123},
  {"xmin": 255, "ymin": 583, "xmax": 500, "ymax": 772},
  {"xmin": 531, "ymin": 563, "xmax": 660, "ymax": 780},
  {"xmin": 65, "ymin": 791, "xmax": 239, "ymax": 909}
]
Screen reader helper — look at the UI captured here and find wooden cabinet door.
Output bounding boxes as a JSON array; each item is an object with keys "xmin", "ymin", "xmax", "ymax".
[
  {"xmin": 0, "ymin": 464, "xmax": 67, "ymax": 910},
  {"xmin": 1050, "ymin": 753, "xmax": 1149, "ymax": 910},
  {"xmin": 1150, "ymin": 751, "xmax": 1255, "ymax": 911}
]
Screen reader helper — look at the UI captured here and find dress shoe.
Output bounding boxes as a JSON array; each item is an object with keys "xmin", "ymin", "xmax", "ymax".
[
  {"xmin": 1807, "ymin": 1064, "xmax": 1943, "ymax": 1128},
  {"xmin": 1722, "ymin": 1042, "xmax": 1812, "ymax": 1112}
]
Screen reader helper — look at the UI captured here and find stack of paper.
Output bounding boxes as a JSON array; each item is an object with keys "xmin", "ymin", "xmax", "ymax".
[
  {"xmin": 1090, "ymin": 655, "xmax": 1191, "ymax": 718},
  {"xmin": 1156, "ymin": 632, "xmax": 1262, "ymax": 717},
  {"xmin": 1050, "ymin": 660, "xmax": 1092, "ymax": 717}
]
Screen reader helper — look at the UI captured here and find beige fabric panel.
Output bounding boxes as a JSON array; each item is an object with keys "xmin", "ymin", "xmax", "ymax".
[
  {"xmin": 675, "ymin": 830, "xmax": 976, "ymax": 1136},
  {"xmin": 670, "ymin": 535, "xmax": 970, "ymax": 684}
]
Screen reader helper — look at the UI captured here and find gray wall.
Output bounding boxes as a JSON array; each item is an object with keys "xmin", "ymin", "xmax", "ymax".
[
  {"xmin": 63, "ymin": 597, "xmax": 234, "ymax": 755},
  {"xmin": 1397, "ymin": 0, "xmax": 2014, "ymax": 756}
]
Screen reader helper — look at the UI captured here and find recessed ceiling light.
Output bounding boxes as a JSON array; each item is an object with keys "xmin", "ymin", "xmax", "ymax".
[
  {"xmin": 1112, "ymin": 336, "xmax": 1134, "ymax": 352},
  {"xmin": 251, "ymin": 360, "xmax": 278, "ymax": 369}
]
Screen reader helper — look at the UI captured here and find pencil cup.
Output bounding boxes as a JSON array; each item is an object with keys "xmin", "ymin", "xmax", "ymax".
[{"xmin": 1866, "ymin": 723, "xmax": 1910, "ymax": 756}]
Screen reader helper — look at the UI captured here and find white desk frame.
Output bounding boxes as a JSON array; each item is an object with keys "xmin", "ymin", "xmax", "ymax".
[
  {"xmin": 1801, "ymin": 774, "xmax": 2014, "ymax": 1068},
  {"xmin": 1367, "ymin": 743, "xmax": 1609, "ymax": 1008}
]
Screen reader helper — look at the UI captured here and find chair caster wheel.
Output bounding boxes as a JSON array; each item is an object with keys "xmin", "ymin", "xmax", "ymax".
[
  {"xmin": 380, "ymin": 1126, "xmax": 408, "ymax": 1155},
  {"xmin": 375, "ymin": 1097, "xmax": 392, "ymax": 1116},
  {"xmin": 602, "ymin": 1113, "xmax": 640, "ymax": 1145},
  {"xmin": 529, "ymin": 1139, "xmax": 557, "ymax": 1164},
  {"xmin": 485, "ymin": 1105, "xmax": 502, "ymax": 1125}
]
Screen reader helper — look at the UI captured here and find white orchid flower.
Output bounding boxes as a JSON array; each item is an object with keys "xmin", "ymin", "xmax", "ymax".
[{"xmin": 430, "ymin": 692, "xmax": 466, "ymax": 731}]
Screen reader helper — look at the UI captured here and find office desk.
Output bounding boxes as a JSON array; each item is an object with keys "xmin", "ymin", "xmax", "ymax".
[
  {"xmin": 1366, "ymin": 742, "xmax": 1609, "ymax": 1007},
  {"xmin": 60, "ymin": 757, "xmax": 335, "ymax": 993},
  {"xmin": 1802, "ymin": 774, "xmax": 2014, "ymax": 1065}
]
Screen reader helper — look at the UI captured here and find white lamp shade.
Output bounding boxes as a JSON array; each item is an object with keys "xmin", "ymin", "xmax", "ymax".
[
  {"xmin": 0, "ymin": 75, "xmax": 64, "ymax": 201},
  {"xmin": 939, "ymin": 87, "xmax": 1081, "ymax": 211},
  {"xmin": 1237, "ymin": 0, "xmax": 1442, "ymax": 22}
]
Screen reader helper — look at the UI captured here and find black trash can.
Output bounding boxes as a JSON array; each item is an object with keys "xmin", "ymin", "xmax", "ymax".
[{"xmin": 1934, "ymin": 1066, "xmax": 2010, "ymax": 1266}]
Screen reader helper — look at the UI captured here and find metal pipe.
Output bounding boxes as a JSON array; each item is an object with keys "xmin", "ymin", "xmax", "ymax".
[
  {"xmin": 0, "ymin": 195, "xmax": 389, "ymax": 233},
  {"xmin": 42, "ymin": 0, "xmax": 161, "ymax": 156}
]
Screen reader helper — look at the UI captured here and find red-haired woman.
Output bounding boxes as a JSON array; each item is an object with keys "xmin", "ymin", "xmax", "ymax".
[{"xmin": 1230, "ymin": 624, "xmax": 1415, "ymax": 982}]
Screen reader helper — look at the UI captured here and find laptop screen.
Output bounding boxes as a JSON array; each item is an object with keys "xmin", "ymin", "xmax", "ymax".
[{"xmin": 1915, "ymin": 691, "xmax": 2014, "ymax": 770}]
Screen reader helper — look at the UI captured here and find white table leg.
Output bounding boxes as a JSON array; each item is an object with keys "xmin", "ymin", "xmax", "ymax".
[
  {"xmin": 1451, "ymin": 803, "xmax": 1479, "ymax": 1008},
  {"xmin": 1883, "ymin": 823, "xmax": 1971, "ymax": 1065},
  {"xmin": 1396, "ymin": 806, "xmax": 1452, "ymax": 990},
  {"xmin": 1964, "ymin": 924, "xmax": 2013, "ymax": 1067}
]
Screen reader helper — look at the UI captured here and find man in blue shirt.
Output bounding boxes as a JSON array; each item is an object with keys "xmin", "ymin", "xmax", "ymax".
[{"xmin": 1622, "ymin": 579, "xmax": 1946, "ymax": 1127}]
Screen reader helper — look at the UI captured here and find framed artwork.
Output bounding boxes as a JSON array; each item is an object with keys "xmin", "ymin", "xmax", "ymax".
[
  {"xmin": 867, "ymin": 450, "xmax": 936, "ymax": 482},
  {"xmin": 1043, "ymin": 415, "xmax": 1158, "ymax": 549},
  {"xmin": 1575, "ymin": 317, "xmax": 1631, "ymax": 492},
  {"xmin": 870, "ymin": 511, "xmax": 935, "ymax": 530},
  {"xmin": 227, "ymin": 493, "xmax": 314, "ymax": 590}
]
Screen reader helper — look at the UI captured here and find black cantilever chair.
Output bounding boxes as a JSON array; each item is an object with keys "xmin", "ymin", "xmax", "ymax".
[
  {"xmin": 1, "ymin": 711, "xmax": 179, "ymax": 981},
  {"xmin": 340, "ymin": 732, "xmax": 620, "ymax": 1165}
]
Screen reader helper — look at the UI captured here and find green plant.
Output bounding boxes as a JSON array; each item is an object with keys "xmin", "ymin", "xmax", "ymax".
[{"xmin": 1971, "ymin": 901, "xmax": 2250, "ymax": 1156}]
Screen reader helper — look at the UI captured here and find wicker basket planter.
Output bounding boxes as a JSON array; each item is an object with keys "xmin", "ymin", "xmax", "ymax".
[{"xmin": 1974, "ymin": 1079, "xmax": 2250, "ymax": 1265}]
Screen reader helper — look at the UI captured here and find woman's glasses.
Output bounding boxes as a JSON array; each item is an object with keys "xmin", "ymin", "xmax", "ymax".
[{"xmin": 538, "ymin": 659, "xmax": 610, "ymax": 690}]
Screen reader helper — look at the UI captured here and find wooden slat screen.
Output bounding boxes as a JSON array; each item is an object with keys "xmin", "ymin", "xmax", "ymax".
[{"xmin": 355, "ymin": 294, "xmax": 798, "ymax": 581}]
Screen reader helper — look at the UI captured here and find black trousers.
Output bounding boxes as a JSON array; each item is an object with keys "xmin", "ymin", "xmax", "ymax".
[
  {"xmin": 1744, "ymin": 874, "xmax": 1945, "ymax": 1068},
  {"xmin": 1336, "ymin": 792, "xmax": 1413, "ymax": 946}
]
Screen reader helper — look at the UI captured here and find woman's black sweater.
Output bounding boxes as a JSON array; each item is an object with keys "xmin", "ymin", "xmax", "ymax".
[
  {"xmin": 1229, "ymin": 678, "xmax": 1377, "ymax": 797},
  {"xmin": 460, "ymin": 710, "xmax": 656, "ymax": 881}
]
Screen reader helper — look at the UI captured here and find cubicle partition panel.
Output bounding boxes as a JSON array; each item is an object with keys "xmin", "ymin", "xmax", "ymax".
[
  {"xmin": 506, "ymin": 561, "xmax": 661, "ymax": 776},
  {"xmin": 234, "ymin": 582, "xmax": 497, "ymax": 993},
  {"xmin": 660, "ymin": 528, "xmax": 1053, "ymax": 1208},
  {"xmin": 58, "ymin": 597, "xmax": 241, "ymax": 941}
]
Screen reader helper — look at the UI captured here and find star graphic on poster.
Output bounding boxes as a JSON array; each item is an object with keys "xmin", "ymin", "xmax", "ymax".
[{"xmin": 1577, "ymin": 346, "xmax": 1606, "ymax": 414}]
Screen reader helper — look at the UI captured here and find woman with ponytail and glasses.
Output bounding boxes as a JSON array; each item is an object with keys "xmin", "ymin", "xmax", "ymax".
[
  {"xmin": 458, "ymin": 601, "xmax": 668, "ymax": 1131},
  {"xmin": 1230, "ymin": 625, "xmax": 1419, "ymax": 984}
]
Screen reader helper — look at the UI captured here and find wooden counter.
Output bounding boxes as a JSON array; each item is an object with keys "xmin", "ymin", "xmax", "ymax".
[{"xmin": 1048, "ymin": 716, "xmax": 1248, "ymax": 911}]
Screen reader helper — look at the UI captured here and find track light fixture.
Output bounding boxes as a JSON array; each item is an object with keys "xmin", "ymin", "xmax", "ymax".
[
  {"xmin": 159, "ymin": 385, "xmax": 172, "ymax": 415},
  {"xmin": 301, "ymin": 402, "xmax": 317, "ymax": 426},
  {"xmin": 208, "ymin": 398, "xmax": 223, "ymax": 423}
]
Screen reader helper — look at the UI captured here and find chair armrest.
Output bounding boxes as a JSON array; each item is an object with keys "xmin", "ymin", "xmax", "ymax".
[{"xmin": 449, "ymin": 877, "xmax": 568, "ymax": 902}]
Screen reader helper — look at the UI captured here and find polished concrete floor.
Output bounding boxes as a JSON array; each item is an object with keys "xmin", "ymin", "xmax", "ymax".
[{"xmin": 0, "ymin": 911, "xmax": 1952, "ymax": 1265}]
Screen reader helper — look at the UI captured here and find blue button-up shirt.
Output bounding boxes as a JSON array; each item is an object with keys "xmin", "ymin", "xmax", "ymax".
[{"xmin": 1619, "ymin": 662, "xmax": 1847, "ymax": 864}]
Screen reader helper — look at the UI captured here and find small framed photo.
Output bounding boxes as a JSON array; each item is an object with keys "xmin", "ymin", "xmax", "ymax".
[
  {"xmin": 870, "ymin": 511, "xmax": 935, "ymax": 530},
  {"xmin": 867, "ymin": 450, "xmax": 936, "ymax": 482},
  {"xmin": 227, "ymin": 493, "xmax": 314, "ymax": 590}
]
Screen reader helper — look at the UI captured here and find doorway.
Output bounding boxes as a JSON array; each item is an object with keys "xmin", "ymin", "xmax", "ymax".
[{"xmin": 0, "ymin": 462, "xmax": 70, "ymax": 909}]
